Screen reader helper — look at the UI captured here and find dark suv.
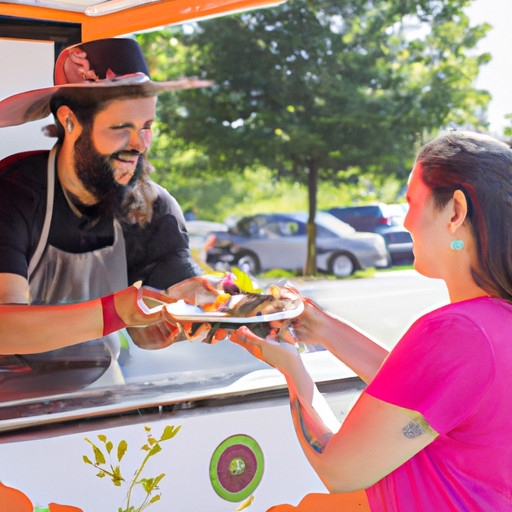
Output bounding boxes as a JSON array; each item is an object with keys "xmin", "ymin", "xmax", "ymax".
[
  {"xmin": 327, "ymin": 204, "xmax": 413, "ymax": 265},
  {"xmin": 327, "ymin": 204, "xmax": 405, "ymax": 233}
]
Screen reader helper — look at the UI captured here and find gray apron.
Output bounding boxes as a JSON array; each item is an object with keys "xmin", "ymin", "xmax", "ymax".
[
  {"xmin": 0, "ymin": 145, "xmax": 128, "ymax": 399},
  {"xmin": 28, "ymin": 146, "xmax": 128, "ymax": 303}
]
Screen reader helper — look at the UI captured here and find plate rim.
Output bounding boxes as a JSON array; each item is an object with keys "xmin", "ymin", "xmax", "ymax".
[{"xmin": 164, "ymin": 300, "xmax": 304, "ymax": 323}]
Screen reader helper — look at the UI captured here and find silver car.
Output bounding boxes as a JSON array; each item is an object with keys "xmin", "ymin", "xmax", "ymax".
[{"xmin": 206, "ymin": 211, "xmax": 390, "ymax": 277}]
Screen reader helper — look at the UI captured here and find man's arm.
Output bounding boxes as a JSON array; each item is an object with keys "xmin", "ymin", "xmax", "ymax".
[
  {"xmin": 123, "ymin": 186, "xmax": 202, "ymax": 348},
  {"xmin": 0, "ymin": 273, "xmax": 163, "ymax": 354},
  {"xmin": 125, "ymin": 207, "xmax": 200, "ymax": 290},
  {"xmin": 0, "ymin": 272, "xmax": 29, "ymax": 304}
]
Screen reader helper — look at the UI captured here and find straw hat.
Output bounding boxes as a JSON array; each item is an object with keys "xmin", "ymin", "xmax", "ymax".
[{"xmin": 0, "ymin": 37, "xmax": 212, "ymax": 128}]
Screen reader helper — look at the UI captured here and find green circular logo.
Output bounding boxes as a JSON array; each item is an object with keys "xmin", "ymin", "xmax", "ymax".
[{"xmin": 209, "ymin": 434, "xmax": 264, "ymax": 502}]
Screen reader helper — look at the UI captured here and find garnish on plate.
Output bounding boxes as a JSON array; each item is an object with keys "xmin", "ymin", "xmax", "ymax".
[{"xmin": 165, "ymin": 268, "xmax": 302, "ymax": 343}]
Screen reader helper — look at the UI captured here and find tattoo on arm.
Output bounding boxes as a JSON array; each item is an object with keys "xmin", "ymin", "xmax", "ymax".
[
  {"xmin": 402, "ymin": 421, "xmax": 426, "ymax": 439},
  {"xmin": 402, "ymin": 411, "xmax": 437, "ymax": 439},
  {"xmin": 294, "ymin": 398, "xmax": 332, "ymax": 453}
]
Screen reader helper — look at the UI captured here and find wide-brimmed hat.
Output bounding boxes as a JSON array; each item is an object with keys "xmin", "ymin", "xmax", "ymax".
[{"xmin": 0, "ymin": 38, "xmax": 213, "ymax": 128}]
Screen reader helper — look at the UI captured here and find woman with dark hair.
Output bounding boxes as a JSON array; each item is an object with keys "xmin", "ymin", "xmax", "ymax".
[{"xmin": 231, "ymin": 131, "xmax": 512, "ymax": 511}]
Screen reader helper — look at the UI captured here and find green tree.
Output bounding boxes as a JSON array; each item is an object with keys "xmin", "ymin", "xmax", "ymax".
[{"xmin": 138, "ymin": 0, "xmax": 490, "ymax": 274}]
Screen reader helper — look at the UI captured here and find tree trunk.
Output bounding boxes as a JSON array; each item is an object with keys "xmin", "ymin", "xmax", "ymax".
[{"xmin": 304, "ymin": 159, "xmax": 317, "ymax": 276}]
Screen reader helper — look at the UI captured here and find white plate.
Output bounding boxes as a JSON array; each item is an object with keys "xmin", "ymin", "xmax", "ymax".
[{"xmin": 164, "ymin": 299, "xmax": 304, "ymax": 323}]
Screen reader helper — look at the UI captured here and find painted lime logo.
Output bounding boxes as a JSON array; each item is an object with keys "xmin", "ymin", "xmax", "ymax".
[{"xmin": 209, "ymin": 434, "xmax": 264, "ymax": 502}]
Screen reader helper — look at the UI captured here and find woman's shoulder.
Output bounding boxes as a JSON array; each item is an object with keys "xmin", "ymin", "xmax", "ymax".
[
  {"xmin": 406, "ymin": 297, "xmax": 511, "ymax": 351},
  {"xmin": 421, "ymin": 297, "xmax": 511, "ymax": 324}
]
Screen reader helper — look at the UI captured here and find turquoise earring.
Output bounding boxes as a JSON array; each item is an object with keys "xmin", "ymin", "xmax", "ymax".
[{"xmin": 450, "ymin": 239, "xmax": 464, "ymax": 251}]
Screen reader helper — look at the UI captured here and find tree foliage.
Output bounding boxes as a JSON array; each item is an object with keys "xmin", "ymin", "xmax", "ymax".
[{"xmin": 138, "ymin": 0, "xmax": 490, "ymax": 273}]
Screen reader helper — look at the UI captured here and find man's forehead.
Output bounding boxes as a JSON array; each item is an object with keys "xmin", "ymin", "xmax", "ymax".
[
  {"xmin": 95, "ymin": 95, "xmax": 156, "ymax": 118},
  {"xmin": 102, "ymin": 94, "xmax": 156, "ymax": 107}
]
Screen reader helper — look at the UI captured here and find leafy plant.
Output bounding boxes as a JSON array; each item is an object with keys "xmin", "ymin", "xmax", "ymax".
[{"xmin": 83, "ymin": 424, "xmax": 181, "ymax": 512}]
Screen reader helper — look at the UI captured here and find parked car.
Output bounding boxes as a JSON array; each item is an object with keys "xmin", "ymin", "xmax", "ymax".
[
  {"xmin": 379, "ymin": 226, "xmax": 414, "ymax": 265},
  {"xmin": 327, "ymin": 204, "xmax": 413, "ymax": 265},
  {"xmin": 327, "ymin": 203, "xmax": 406, "ymax": 234},
  {"xmin": 185, "ymin": 219, "xmax": 228, "ymax": 264},
  {"xmin": 206, "ymin": 212, "xmax": 390, "ymax": 277}
]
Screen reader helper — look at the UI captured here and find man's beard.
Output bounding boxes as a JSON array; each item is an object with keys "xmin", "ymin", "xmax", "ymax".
[{"xmin": 73, "ymin": 127, "xmax": 145, "ymax": 218}]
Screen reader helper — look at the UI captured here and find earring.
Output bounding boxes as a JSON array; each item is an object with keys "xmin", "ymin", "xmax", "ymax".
[
  {"xmin": 450, "ymin": 239, "xmax": 464, "ymax": 251},
  {"xmin": 66, "ymin": 116, "xmax": 74, "ymax": 133}
]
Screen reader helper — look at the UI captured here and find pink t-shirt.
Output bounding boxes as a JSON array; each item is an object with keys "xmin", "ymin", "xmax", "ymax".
[{"xmin": 365, "ymin": 297, "xmax": 512, "ymax": 511}]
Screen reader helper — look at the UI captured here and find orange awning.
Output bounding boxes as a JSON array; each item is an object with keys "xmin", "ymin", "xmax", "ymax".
[{"xmin": 0, "ymin": 0, "xmax": 283, "ymax": 41}]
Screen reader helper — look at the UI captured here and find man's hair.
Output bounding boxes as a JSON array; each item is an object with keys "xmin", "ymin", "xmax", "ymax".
[
  {"xmin": 50, "ymin": 85, "xmax": 156, "ymax": 142},
  {"xmin": 50, "ymin": 86, "xmax": 158, "ymax": 226},
  {"xmin": 417, "ymin": 131, "xmax": 512, "ymax": 300}
]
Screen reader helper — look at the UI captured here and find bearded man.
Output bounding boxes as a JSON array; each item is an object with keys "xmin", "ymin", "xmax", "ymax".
[{"xmin": 0, "ymin": 38, "xmax": 217, "ymax": 395}]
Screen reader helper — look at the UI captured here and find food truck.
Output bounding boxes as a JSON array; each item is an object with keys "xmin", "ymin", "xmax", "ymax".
[{"xmin": 0, "ymin": 1, "xmax": 374, "ymax": 510}]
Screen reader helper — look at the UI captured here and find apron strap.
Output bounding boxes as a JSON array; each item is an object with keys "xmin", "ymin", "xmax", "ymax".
[{"xmin": 28, "ymin": 145, "xmax": 57, "ymax": 280}]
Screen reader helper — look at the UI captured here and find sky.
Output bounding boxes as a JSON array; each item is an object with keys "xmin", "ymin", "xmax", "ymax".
[{"xmin": 466, "ymin": 0, "xmax": 512, "ymax": 137}]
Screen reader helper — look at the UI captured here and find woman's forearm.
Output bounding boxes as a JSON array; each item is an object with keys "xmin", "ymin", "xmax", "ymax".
[
  {"xmin": 282, "ymin": 362, "xmax": 344, "ymax": 489},
  {"xmin": 310, "ymin": 306, "xmax": 388, "ymax": 383}
]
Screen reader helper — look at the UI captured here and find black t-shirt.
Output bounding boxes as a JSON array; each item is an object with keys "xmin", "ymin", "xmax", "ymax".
[{"xmin": 0, "ymin": 151, "xmax": 199, "ymax": 290}]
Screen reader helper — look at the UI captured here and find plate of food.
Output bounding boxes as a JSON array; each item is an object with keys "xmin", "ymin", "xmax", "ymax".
[
  {"xmin": 163, "ymin": 280, "xmax": 304, "ymax": 343},
  {"xmin": 164, "ymin": 291, "xmax": 304, "ymax": 324}
]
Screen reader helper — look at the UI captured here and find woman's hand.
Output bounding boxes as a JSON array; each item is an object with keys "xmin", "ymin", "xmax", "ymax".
[
  {"xmin": 230, "ymin": 325, "xmax": 301, "ymax": 373},
  {"xmin": 287, "ymin": 298, "xmax": 332, "ymax": 346},
  {"xmin": 291, "ymin": 298, "xmax": 389, "ymax": 384}
]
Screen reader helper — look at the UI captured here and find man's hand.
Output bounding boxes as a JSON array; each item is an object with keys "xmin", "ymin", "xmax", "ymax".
[
  {"xmin": 116, "ymin": 277, "xmax": 222, "ymax": 349},
  {"xmin": 112, "ymin": 285, "xmax": 164, "ymax": 328},
  {"xmin": 112, "ymin": 278, "xmax": 220, "ymax": 330},
  {"xmin": 127, "ymin": 322, "xmax": 187, "ymax": 350},
  {"xmin": 164, "ymin": 276, "xmax": 220, "ymax": 307}
]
